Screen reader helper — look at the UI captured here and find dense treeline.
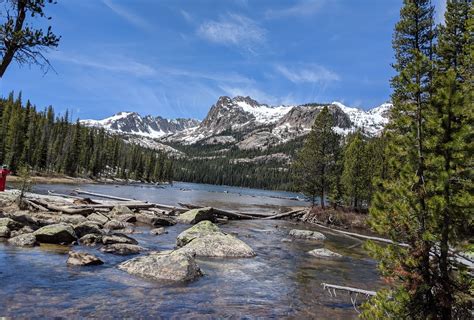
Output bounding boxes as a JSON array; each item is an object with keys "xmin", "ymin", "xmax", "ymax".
[{"xmin": 0, "ymin": 92, "xmax": 174, "ymax": 182}]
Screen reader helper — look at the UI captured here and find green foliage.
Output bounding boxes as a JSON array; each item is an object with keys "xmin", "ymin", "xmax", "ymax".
[
  {"xmin": 292, "ymin": 107, "xmax": 341, "ymax": 206},
  {"xmin": 0, "ymin": 92, "xmax": 173, "ymax": 183}
]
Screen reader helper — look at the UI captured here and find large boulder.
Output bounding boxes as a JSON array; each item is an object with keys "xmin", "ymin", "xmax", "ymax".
[
  {"xmin": 0, "ymin": 226, "xmax": 10, "ymax": 238},
  {"xmin": 308, "ymin": 248, "xmax": 342, "ymax": 258},
  {"xmin": 74, "ymin": 221, "xmax": 103, "ymax": 238},
  {"xmin": 176, "ymin": 207, "xmax": 216, "ymax": 224},
  {"xmin": 100, "ymin": 243, "xmax": 145, "ymax": 255},
  {"xmin": 179, "ymin": 233, "xmax": 256, "ymax": 258},
  {"xmin": 176, "ymin": 220, "xmax": 221, "ymax": 247},
  {"xmin": 79, "ymin": 234, "xmax": 103, "ymax": 246},
  {"xmin": 102, "ymin": 233, "xmax": 138, "ymax": 245},
  {"xmin": 87, "ymin": 212, "xmax": 110, "ymax": 225},
  {"xmin": 135, "ymin": 213, "xmax": 176, "ymax": 227},
  {"xmin": 110, "ymin": 205, "xmax": 133, "ymax": 216},
  {"xmin": 8, "ymin": 233, "xmax": 37, "ymax": 247},
  {"xmin": 289, "ymin": 229, "xmax": 326, "ymax": 241},
  {"xmin": 118, "ymin": 250, "xmax": 202, "ymax": 282},
  {"xmin": 67, "ymin": 251, "xmax": 104, "ymax": 266},
  {"xmin": 104, "ymin": 220, "xmax": 128, "ymax": 230},
  {"xmin": 60, "ymin": 214, "xmax": 87, "ymax": 225},
  {"xmin": 33, "ymin": 223, "xmax": 77, "ymax": 244},
  {"xmin": 0, "ymin": 217, "xmax": 23, "ymax": 231},
  {"xmin": 116, "ymin": 214, "xmax": 137, "ymax": 223}
]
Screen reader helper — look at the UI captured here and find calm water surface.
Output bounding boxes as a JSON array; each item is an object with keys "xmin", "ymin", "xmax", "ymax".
[{"xmin": 0, "ymin": 182, "xmax": 382, "ymax": 319}]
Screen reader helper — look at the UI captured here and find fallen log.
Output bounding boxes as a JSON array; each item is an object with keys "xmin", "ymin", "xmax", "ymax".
[
  {"xmin": 261, "ymin": 209, "xmax": 306, "ymax": 220},
  {"xmin": 29, "ymin": 199, "xmax": 94, "ymax": 216},
  {"xmin": 178, "ymin": 202, "xmax": 270, "ymax": 219},
  {"xmin": 322, "ymin": 283, "xmax": 376, "ymax": 297},
  {"xmin": 22, "ymin": 199, "xmax": 48, "ymax": 212},
  {"xmin": 74, "ymin": 189, "xmax": 138, "ymax": 202},
  {"xmin": 47, "ymin": 191, "xmax": 85, "ymax": 200},
  {"xmin": 70, "ymin": 202, "xmax": 156, "ymax": 210}
]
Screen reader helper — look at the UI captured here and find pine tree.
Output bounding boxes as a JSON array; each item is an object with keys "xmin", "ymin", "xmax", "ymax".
[
  {"xmin": 362, "ymin": 0, "xmax": 438, "ymax": 318},
  {"xmin": 292, "ymin": 107, "xmax": 341, "ymax": 207}
]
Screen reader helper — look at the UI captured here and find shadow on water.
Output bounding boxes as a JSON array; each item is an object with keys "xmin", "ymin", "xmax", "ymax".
[{"xmin": 0, "ymin": 183, "xmax": 382, "ymax": 318}]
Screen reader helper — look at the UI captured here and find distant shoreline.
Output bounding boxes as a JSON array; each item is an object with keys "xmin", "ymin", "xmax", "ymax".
[{"xmin": 7, "ymin": 175, "xmax": 97, "ymax": 185}]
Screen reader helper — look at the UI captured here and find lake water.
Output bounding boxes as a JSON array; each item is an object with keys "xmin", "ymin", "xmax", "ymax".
[{"xmin": 0, "ymin": 182, "xmax": 382, "ymax": 319}]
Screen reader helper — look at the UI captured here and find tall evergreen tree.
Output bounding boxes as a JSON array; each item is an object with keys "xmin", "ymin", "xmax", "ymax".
[{"xmin": 292, "ymin": 107, "xmax": 341, "ymax": 207}]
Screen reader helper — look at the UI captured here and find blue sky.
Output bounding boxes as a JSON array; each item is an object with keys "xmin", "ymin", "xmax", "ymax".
[{"xmin": 1, "ymin": 0, "xmax": 447, "ymax": 120}]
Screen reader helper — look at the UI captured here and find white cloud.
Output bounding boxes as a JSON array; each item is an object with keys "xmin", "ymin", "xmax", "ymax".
[
  {"xmin": 102, "ymin": 0, "xmax": 152, "ymax": 30},
  {"xmin": 275, "ymin": 64, "xmax": 340, "ymax": 84},
  {"xmin": 265, "ymin": 0, "xmax": 327, "ymax": 19},
  {"xmin": 51, "ymin": 51, "xmax": 156, "ymax": 77},
  {"xmin": 197, "ymin": 14, "xmax": 266, "ymax": 51}
]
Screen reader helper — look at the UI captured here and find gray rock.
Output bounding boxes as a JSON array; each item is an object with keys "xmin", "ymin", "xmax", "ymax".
[
  {"xmin": 176, "ymin": 207, "xmax": 216, "ymax": 224},
  {"xmin": 176, "ymin": 220, "xmax": 221, "ymax": 247},
  {"xmin": 60, "ymin": 214, "xmax": 87, "ymax": 225},
  {"xmin": 0, "ymin": 217, "xmax": 23, "ymax": 231},
  {"xmin": 8, "ymin": 233, "xmax": 37, "ymax": 247},
  {"xmin": 33, "ymin": 223, "xmax": 77, "ymax": 244},
  {"xmin": 102, "ymin": 233, "xmax": 138, "ymax": 245},
  {"xmin": 87, "ymin": 212, "xmax": 110, "ymax": 225},
  {"xmin": 74, "ymin": 221, "xmax": 103, "ymax": 238},
  {"xmin": 116, "ymin": 214, "xmax": 136, "ymax": 223},
  {"xmin": 79, "ymin": 233, "xmax": 103, "ymax": 246},
  {"xmin": 110, "ymin": 205, "xmax": 134, "ymax": 216},
  {"xmin": 100, "ymin": 243, "xmax": 145, "ymax": 255},
  {"xmin": 67, "ymin": 251, "xmax": 104, "ymax": 266},
  {"xmin": 118, "ymin": 250, "xmax": 202, "ymax": 282},
  {"xmin": 0, "ymin": 226, "xmax": 10, "ymax": 238},
  {"xmin": 10, "ymin": 226, "xmax": 35, "ymax": 238},
  {"xmin": 289, "ymin": 229, "xmax": 326, "ymax": 241},
  {"xmin": 179, "ymin": 233, "xmax": 256, "ymax": 258},
  {"xmin": 135, "ymin": 213, "xmax": 176, "ymax": 227},
  {"xmin": 308, "ymin": 248, "xmax": 342, "ymax": 258},
  {"xmin": 150, "ymin": 227, "xmax": 167, "ymax": 235},
  {"xmin": 104, "ymin": 220, "xmax": 127, "ymax": 230}
]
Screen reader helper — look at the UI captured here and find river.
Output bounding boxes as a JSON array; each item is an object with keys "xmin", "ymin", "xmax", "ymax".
[{"xmin": 0, "ymin": 182, "xmax": 382, "ymax": 318}]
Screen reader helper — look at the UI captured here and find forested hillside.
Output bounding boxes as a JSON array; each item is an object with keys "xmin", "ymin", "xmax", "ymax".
[{"xmin": 0, "ymin": 92, "xmax": 174, "ymax": 182}]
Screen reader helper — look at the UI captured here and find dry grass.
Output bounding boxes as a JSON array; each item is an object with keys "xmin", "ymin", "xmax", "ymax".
[{"xmin": 300, "ymin": 206, "xmax": 368, "ymax": 230}]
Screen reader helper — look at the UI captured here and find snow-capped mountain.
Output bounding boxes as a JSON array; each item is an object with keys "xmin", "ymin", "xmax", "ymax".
[
  {"xmin": 81, "ymin": 112, "xmax": 200, "ymax": 138},
  {"xmin": 82, "ymin": 96, "xmax": 391, "ymax": 152}
]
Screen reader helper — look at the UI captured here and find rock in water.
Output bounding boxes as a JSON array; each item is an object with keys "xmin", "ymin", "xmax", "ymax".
[
  {"xmin": 176, "ymin": 207, "xmax": 216, "ymax": 224},
  {"xmin": 289, "ymin": 229, "xmax": 326, "ymax": 241},
  {"xmin": 74, "ymin": 221, "xmax": 103, "ymax": 238},
  {"xmin": 0, "ymin": 226, "xmax": 10, "ymax": 238},
  {"xmin": 179, "ymin": 233, "xmax": 256, "ymax": 258},
  {"xmin": 176, "ymin": 220, "xmax": 221, "ymax": 247},
  {"xmin": 150, "ymin": 227, "xmax": 167, "ymax": 235},
  {"xmin": 79, "ymin": 234, "xmax": 103, "ymax": 246},
  {"xmin": 118, "ymin": 250, "xmax": 202, "ymax": 282},
  {"xmin": 87, "ymin": 212, "xmax": 110, "ymax": 225},
  {"xmin": 110, "ymin": 205, "xmax": 133, "ymax": 216},
  {"xmin": 135, "ymin": 213, "xmax": 176, "ymax": 227},
  {"xmin": 116, "ymin": 214, "xmax": 137, "ymax": 223},
  {"xmin": 102, "ymin": 233, "xmax": 138, "ymax": 245},
  {"xmin": 0, "ymin": 217, "xmax": 23, "ymax": 231},
  {"xmin": 104, "ymin": 220, "xmax": 127, "ymax": 230},
  {"xmin": 100, "ymin": 243, "xmax": 145, "ymax": 255},
  {"xmin": 33, "ymin": 223, "xmax": 77, "ymax": 244},
  {"xmin": 67, "ymin": 251, "xmax": 104, "ymax": 266},
  {"xmin": 308, "ymin": 248, "xmax": 342, "ymax": 258},
  {"xmin": 60, "ymin": 214, "xmax": 87, "ymax": 225},
  {"xmin": 8, "ymin": 233, "xmax": 37, "ymax": 247}
]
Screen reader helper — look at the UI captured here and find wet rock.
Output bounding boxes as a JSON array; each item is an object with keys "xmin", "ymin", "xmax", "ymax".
[
  {"xmin": 176, "ymin": 207, "xmax": 216, "ymax": 224},
  {"xmin": 74, "ymin": 221, "xmax": 103, "ymax": 238},
  {"xmin": 179, "ymin": 233, "xmax": 256, "ymax": 258},
  {"xmin": 308, "ymin": 248, "xmax": 342, "ymax": 258},
  {"xmin": 8, "ymin": 233, "xmax": 37, "ymax": 247},
  {"xmin": 33, "ymin": 223, "xmax": 77, "ymax": 244},
  {"xmin": 0, "ymin": 217, "xmax": 23, "ymax": 231},
  {"xmin": 87, "ymin": 212, "xmax": 110, "ymax": 225},
  {"xmin": 116, "ymin": 214, "xmax": 136, "ymax": 223},
  {"xmin": 110, "ymin": 205, "xmax": 133, "ymax": 216},
  {"xmin": 67, "ymin": 251, "xmax": 104, "ymax": 266},
  {"xmin": 10, "ymin": 225, "xmax": 35, "ymax": 238},
  {"xmin": 289, "ymin": 229, "xmax": 326, "ymax": 241},
  {"xmin": 6, "ymin": 212, "xmax": 40, "ymax": 227},
  {"xmin": 104, "ymin": 220, "xmax": 127, "ymax": 230},
  {"xmin": 176, "ymin": 220, "xmax": 221, "ymax": 247},
  {"xmin": 60, "ymin": 214, "xmax": 87, "ymax": 225},
  {"xmin": 135, "ymin": 213, "xmax": 176, "ymax": 227},
  {"xmin": 100, "ymin": 243, "xmax": 145, "ymax": 255},
  {"xmin": 102, "ymin": 233, "xmax": 138, "ymax": 245},
  {"xmin": 118, "ymin": 250, "xmax": 202, "ymax": 281},
  {"xmin": 79, "ymin": 233, "xmax": 103, "ymax": 246},
  {"xmin": 150, "ymin": 227, "xmax": 167, "ymax": 236},
  {"xmin": 0, "ymin": 226, "xmax": 10, "ymax": 238}
]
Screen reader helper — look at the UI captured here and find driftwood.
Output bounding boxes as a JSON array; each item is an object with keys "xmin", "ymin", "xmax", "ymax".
[
  {"xmin": 74, "ymin": 189, "xmax": 138, "ymax": 202},
  {"xmin": 178, "ymin": 202, "xmax": 270, "ymax": 219},
  {"xmin": 261, "ymin": 209, "xmax": 305, "ymax": 220},
  {"xmin": 322, "ymin": 283, "xmax": 376, "ymax": 297},
  {"xmin": 22, "ymin": 199, "xmax": 48, "ymax": 211},
  {"xmin": 47, "ymin": 191, "xmax": 87, "ymax": 200},
  {"xmin": 30, "ymin": 199, "xmax": 94, "ymax": 216},
  {"xmin": 71, "ymin": 202, "xmax": 156, "ymax": 210}
]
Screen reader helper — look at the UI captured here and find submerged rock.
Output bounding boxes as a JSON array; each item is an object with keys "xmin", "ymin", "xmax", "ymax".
[
  {"xmin": 67, "ymin": 251, "xmax": 104, "ymax": 266},
  {"xmin": 0, "ymin": 226, "xmax": 10, "ymax": 238},
  {"xmin": 308, "ymin": 248, "xmax": 342, "ymax": 258},
  {"xmin": 289, "ymin": 229, "xmax": 326, "ymax": 241},
  {"xmin": 33, "ymin": 223, "xmax": 77, "ymax": 244},
  {"xmin": 179, "ymin": 233, "xmax": 256, "ymax": 258},
  {"xmin": 176, "ymin": 220, "xmax": 221, "ymax": 247},
  {"xmin": 150, "ymin": 227, "xmax": 167, "ymax": 235},
  {"xmin": 118, "ymin": 250, "xmax": 202, "ymax": 282},
  {"xmin": 176, "ymin": 207, "xmax": 216, "ymax": 224},
  {"xmin": 0, "ymin": 217, "xmax": 23, "ymax": 231},
  {"xmin": 102, "ymin": 233, "xmax": 138, "ymax": 245},
  {"xmin": 100, "ymin": 243, "xmax": 145, "ymax": 255},
  {"xmin": 8, "ymin": 233, "xmax": 37, "ymax": 247}
]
